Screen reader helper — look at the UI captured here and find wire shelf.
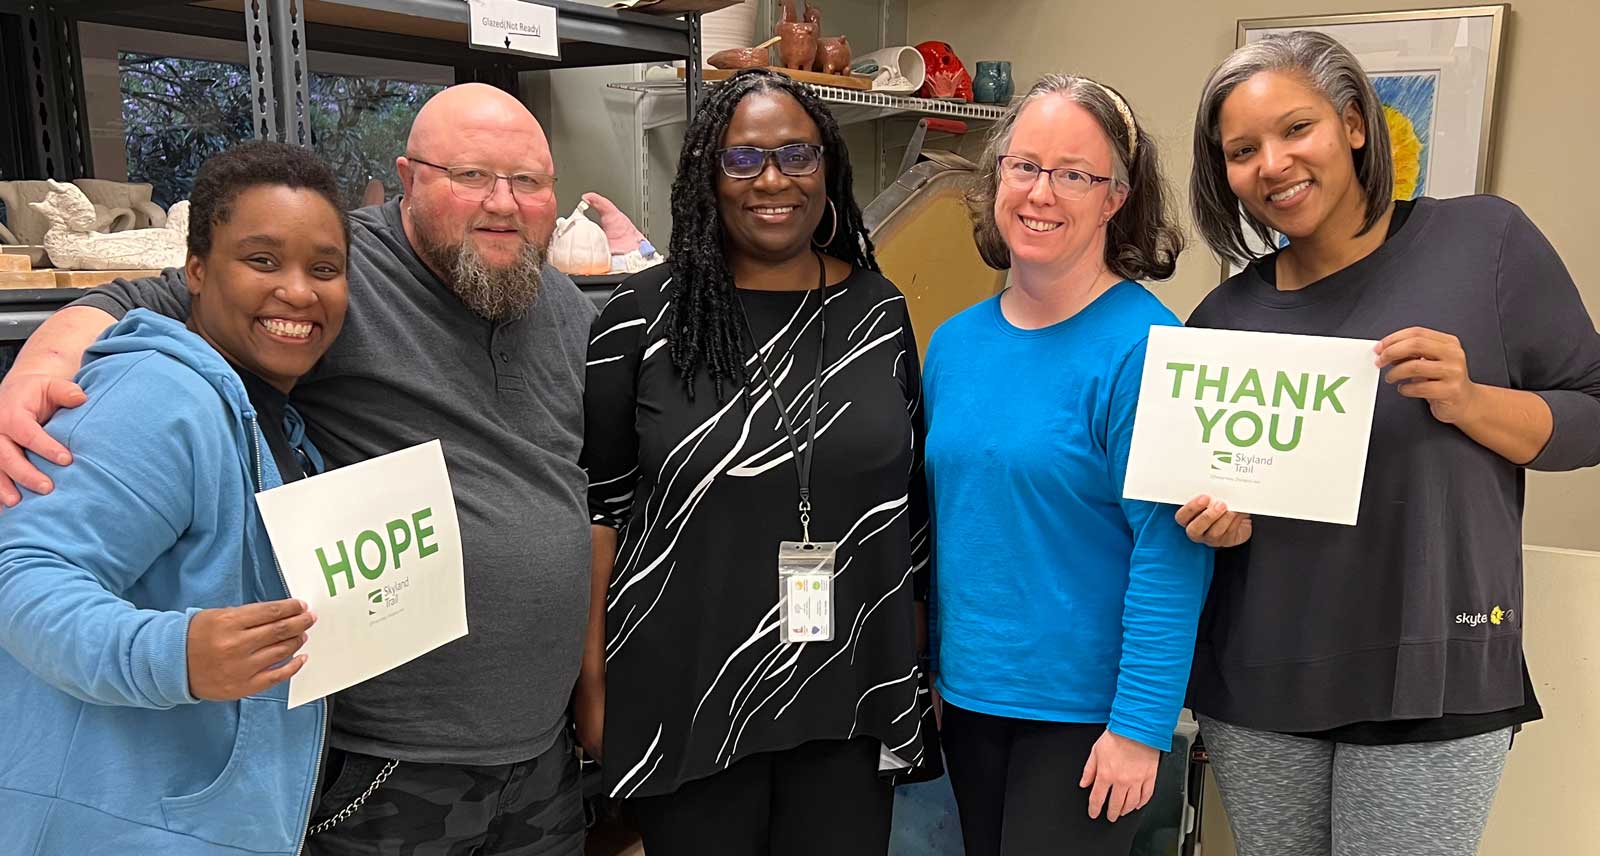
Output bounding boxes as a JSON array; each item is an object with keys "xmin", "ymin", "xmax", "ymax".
[{"xmin": 607, "ymin": 79, "xmax": 1008, "ymax": 127}]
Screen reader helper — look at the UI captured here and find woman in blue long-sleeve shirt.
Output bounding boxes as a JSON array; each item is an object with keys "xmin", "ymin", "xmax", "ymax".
[{"xmin": 923, "ymin": 74, "xmax": 1212, "ymax": 856}]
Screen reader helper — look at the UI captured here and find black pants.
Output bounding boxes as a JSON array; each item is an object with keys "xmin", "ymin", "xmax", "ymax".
[
  {"xmin": 626, "ymin": 737, "xmax": 893, "ymax": 856},
  {"xmin": 305, "ymin": 730, "xmax": 584, "ymax": 856},
  {"xmin": 942, "ymin": 704, "xmax": 1148, "ymax": 856}
]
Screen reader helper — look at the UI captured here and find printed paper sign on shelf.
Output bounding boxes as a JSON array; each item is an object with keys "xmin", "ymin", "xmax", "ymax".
[
  {"xmin": 1122, "ymin": 326, "xmax": 1380, "ymax": 525},
  {"xmin": 468, "ymin": 0, "xmax": 560, "ymax": 60},
  {"xmin": 256, "ymin": 440, "xmax": 468, "ymax": 708}
]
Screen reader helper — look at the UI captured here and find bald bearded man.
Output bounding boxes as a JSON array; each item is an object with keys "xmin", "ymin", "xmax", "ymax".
[{"xmin": 0, "ymin": 84, "xmax": 593, "ymax": 854}]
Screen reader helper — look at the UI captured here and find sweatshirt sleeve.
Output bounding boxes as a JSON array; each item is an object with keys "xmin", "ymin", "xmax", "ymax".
[
  {"xmin": 1104, "ymin": 333, "xmax": 1214, "ymax": 751},
  {"xmin": 1495, "ymin": 206, "xmax": 1600, "ymax": 471},
  {"xmin": 68, "ymin": 270, "xmax": 192, "ymax": 322},
  {"xmin": 0, "ymin": 353, "xmax": 204, "ymax": 709}
]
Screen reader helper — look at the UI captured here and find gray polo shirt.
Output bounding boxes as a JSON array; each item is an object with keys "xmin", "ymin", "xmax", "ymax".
[{"xmin": 73, "ymin": 200, "xmax": 596, "ymax": 765}]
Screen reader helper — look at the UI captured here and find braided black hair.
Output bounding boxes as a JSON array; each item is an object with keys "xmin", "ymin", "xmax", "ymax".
[{"xmin": 665, "ymin": 68, "xmax": 878, "ymax": 401}]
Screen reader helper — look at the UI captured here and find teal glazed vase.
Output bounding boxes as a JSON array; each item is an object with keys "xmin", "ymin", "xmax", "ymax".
[{"xmin": 973, "ymin": 60, "xmax": 1014, "ymax": 104}]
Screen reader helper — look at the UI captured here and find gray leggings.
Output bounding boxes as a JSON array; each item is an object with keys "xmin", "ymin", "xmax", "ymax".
[{"xmin": 1198, "ymin": 715, "xmax": 1510, "ymax": 856}]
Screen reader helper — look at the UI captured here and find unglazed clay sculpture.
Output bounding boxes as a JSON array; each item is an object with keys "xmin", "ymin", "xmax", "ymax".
[
  {"xmin": 708, "ymin": 47, "xmax": 768, "ymax": 69},
  {"xmin": 707, "ymin": 35, "xmax": 781, "ymax": 70},
  {"xmin": 775, "ymin": 0, "xmax": 818, "ymax": 71},
  {"xmin": 815, "ymin": 35, "xmax": 851, "ymax": 76},
  {"xmin": 30, "ymin": 179, "xmax": 189, "ymax": 271}
]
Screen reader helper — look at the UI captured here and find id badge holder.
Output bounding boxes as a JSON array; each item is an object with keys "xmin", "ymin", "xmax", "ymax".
[{"xmin": 779, "ymin": 540, "xmax": 836, "ymax": 643}]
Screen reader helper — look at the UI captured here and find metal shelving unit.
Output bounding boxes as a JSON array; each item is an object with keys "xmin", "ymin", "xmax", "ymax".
[
  {"xmin": 1, "ymin": 0, "xmax": 718, "ymax": 179},
  {"xmin": 609, "ymin": 78, "xmax": 1008, "ymax": 128}
]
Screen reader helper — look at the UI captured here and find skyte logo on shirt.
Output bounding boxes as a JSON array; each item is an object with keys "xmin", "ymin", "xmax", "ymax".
[{"xmin": 1456, "ymin": 605, "xmax": 1514, "ymax": 627}]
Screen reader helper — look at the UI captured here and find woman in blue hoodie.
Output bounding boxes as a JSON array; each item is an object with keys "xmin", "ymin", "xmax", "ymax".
[{"xmin": 0, "ymin": 140, "xmax": 350, "ymax": 855}]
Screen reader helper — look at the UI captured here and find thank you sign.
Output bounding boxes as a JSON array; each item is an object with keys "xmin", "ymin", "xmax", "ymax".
[
  {"xmin": 256, "ymin": 440, "xmax": 467, "ymax": 708},
  {"xmin": 1122, "ymin": 326, "xmax": 1380, "ymax": 525},
  {"xmin": 468, "ymin": 0, "xmax": 561, "ymax": 59}
]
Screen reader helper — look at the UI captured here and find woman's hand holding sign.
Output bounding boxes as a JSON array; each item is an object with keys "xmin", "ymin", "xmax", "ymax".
[
  {"xmin": 1374, "ymin": 327, "xmax": 1480, "ymax": 424},
  {"xmin": 1375, "ymin": 326, "xmax": 1554, "ymax": 465},
  {"xmin": 187, "ymin": 598, "xmax": 315, "ymax": 701},
  {"xmin": 1176, "ymin": 496, "xmax": 1252, "ymax": 548}
]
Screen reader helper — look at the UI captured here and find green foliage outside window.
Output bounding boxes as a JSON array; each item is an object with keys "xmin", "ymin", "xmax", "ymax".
[{"xmin": 120, "ymin": 52, "xmax": 445, "ymax": 209}]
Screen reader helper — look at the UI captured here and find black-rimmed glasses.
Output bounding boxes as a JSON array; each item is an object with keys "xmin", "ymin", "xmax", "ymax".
[{"xmin": 717, "ymin": 144, "xmax": 824, "ymax": 180}]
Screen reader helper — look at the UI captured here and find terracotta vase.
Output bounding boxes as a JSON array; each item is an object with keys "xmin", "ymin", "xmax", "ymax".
[
  {"xmin": 775, "ymin": 0, "xmax": 818, "ymax": 71},
  {"xmin": 815, "ymin": 35, "xmax": 851, "ymax": 76}
]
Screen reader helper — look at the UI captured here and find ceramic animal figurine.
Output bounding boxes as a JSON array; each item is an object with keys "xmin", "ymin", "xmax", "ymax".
[
  {"xmin": 30, "ymin": 179, "xmax": 189, "ymax": 271},
  {"xmin": 815, "ymin": 34, "xmax": 851, "ymax": 76},
  {"xmin": 775, "ymin": 0, "xmax": 818, "ymax": 71},
  {"xmin": 707, "ymin": 35, "xmax": 781, "ymax": 70}
]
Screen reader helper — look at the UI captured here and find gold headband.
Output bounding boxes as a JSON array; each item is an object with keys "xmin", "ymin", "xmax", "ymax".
[{"xmin": 1090, "ymin": 80, "xmax": 1138, "ymax": 159}]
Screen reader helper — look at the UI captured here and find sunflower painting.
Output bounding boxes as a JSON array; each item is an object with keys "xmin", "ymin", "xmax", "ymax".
[{"xmin": 1371, "ymin": 71, "xmax": 1440, "ymax": 200}]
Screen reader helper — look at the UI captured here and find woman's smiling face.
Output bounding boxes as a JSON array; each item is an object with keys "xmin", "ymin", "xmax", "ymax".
[{"xmin": 186, "ymin": 184, "xmax": 349, "ymax": 392}]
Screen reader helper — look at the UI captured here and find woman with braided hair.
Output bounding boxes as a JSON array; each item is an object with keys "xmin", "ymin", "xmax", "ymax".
[
  {"xmin": 922, "ymin": 74, "xmax": 1210, "ymax": 855},
  {"xmin": 577, "ymin": 68, "xmax": 937, "ymax": 855}
]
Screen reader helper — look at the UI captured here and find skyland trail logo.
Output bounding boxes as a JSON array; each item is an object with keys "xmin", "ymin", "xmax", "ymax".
[
  {"xmin": 1210, "ymin": 450, "xmax": 1276, "ymax": 482},
  {"xmin": 367, "ymin": 580, "xmax": 411, "ymax": 624}
]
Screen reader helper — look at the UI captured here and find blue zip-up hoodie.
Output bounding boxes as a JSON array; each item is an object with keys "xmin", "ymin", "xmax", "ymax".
[{"xmin": 0, "ymin": 309, "xmax": 326, "ymax": 855}]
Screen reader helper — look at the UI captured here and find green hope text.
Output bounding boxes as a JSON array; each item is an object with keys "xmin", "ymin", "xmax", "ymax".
[
  {"xmin": 316, "ymin": 507, "xmax": 439, "ymax": 597},
  {"xmin": 1165, "ymin": 363, "xmax": 1350, "ymax": 452}
]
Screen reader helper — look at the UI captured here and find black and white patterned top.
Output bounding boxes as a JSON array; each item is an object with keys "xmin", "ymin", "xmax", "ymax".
[{"xmin": 582, "ymin": 262, "xmax": 938, "ymax": 800}]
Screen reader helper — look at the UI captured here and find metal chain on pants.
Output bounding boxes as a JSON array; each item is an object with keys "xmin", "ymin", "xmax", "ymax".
[{"xmin": 308, "ymin": 759, "xmax": 400, "ymax": 836}]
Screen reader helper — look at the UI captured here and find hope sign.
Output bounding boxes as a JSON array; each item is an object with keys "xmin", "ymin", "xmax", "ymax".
[
  {"xmin": 1165, "ymin": 362, "xmax": 1350, "ymax": 452},
  {"xmin": 316, "ymin": 507, "xmax": 439, "ymax": 597}
]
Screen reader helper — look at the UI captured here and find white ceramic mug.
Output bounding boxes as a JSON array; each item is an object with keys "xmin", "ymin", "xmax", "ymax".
[{"xmin": 856, "ymin": 46, "xmax": 926, "ymax": 94}]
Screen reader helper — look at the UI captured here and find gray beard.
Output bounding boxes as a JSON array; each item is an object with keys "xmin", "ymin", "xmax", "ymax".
[{"xmin": 418, "ymin": 231, "xmax": 547, "ymax": 321}]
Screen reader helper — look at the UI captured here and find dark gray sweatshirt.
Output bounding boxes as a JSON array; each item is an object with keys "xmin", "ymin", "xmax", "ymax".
[
  {"xmin": 1185, "ymin": 195, "xmax": 1600, "ymax": 731},
  {"xmin": 73, "ymin": 200, "xmax": 596, "ymax": 765}
]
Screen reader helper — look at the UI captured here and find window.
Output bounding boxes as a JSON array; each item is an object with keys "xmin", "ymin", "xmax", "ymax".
[
  {"xmin": 119, "ymin": 52, "xmax": 444, "ymax": 208},
  {"xmin": 81, "ymin": 23, "xmax": 453, "ymax": 210}
]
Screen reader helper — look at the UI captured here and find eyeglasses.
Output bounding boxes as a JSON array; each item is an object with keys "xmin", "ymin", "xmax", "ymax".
[
  {"xmin": 997, "ymin": 155, "xmax": 1114, "ymax": 200},
  {"xmin": 717, "ymin": 144, "xmax": 825, "ymax": 180},
  {"xmin": 406, "ymin": 156, "xmax": 556, "ymax": 203}
]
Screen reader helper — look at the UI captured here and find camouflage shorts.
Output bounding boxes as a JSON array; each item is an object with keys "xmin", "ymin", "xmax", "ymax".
[{"xmin": 305, "ymin": 730, "xmax": 584, "ymax": 856}]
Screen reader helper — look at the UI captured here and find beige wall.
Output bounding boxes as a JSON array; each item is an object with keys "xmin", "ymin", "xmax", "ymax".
[{"xmin": 909, "ymin": 0, "xmax": 1600, "ymax": 552}]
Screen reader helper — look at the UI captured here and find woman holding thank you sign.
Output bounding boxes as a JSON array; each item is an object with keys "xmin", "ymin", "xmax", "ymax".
[{"xmin": 1180, "ymin": 31, "xmax": 1600, "ymax": 856}]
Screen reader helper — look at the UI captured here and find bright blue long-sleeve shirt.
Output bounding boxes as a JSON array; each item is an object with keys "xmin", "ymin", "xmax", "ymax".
[{"xmin": 923, "ymin": 282, "xmax": 1212, "ymax": 750}]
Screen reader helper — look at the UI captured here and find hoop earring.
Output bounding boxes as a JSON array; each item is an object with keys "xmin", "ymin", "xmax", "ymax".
[{"xmin": 813, "ymin": 198, "xmax": 839, "ymax": 248}]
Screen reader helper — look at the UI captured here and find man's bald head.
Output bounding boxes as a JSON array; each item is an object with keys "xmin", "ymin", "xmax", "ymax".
[
  {"xmin": 406, "ymin": 83, "xmax": 551, "ymax": 171},
  {"xmin": 398, "ymin": 83, "xmax": 558, "ymax": 321}
]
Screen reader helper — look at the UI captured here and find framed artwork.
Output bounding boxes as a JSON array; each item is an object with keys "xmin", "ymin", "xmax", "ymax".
[{"xmin": 1220, "ymin": 5, "xmax": 1510, "ymax": 279}]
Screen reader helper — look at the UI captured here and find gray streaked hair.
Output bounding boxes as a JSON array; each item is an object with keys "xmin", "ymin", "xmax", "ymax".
[
  {"xmin": 1190, "ymin": 30, "xmax": 1393, "ymax": 266},
  {"xmin": 965, "ymin": 73, "xmax": 1183, "ymax": 280}
]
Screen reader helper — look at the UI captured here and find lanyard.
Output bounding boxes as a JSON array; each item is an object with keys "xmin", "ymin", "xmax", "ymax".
[{"xmin": 737, "ymin": 252, "xmax": 828, "ymax": 544}]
